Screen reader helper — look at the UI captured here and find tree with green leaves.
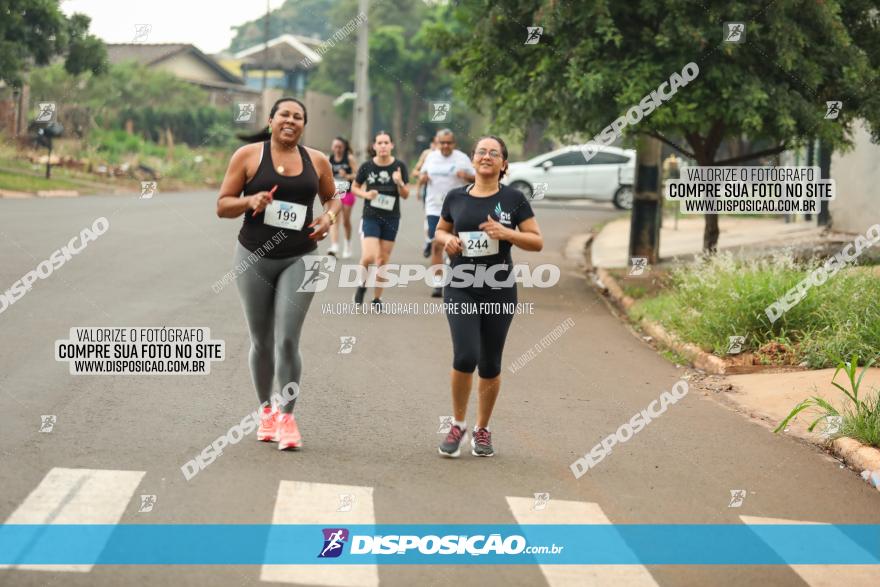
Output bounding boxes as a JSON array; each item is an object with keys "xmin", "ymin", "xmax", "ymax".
[
  {"xmin": 227, "ymin": 0, "xmax": 337, "ymax": 53},
  {"xmin": 29, "ymin": 62, "xmax": 234, "ymax": 147},
  {"xmin": 430, "ymin": 0, "xmax": 880, "ymax": 251},
  {"xmin": 0, "ymin": 0, "xmax": 106, "ymax": 87},
  {"xmin": 305, "ymin": 0, "xmax": 467, "ymax": 162}
]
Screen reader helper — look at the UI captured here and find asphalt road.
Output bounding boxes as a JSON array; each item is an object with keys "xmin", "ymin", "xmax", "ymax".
[{"xmin": 1, "ymin": 190, "xmax": 878, "ymax": 586}]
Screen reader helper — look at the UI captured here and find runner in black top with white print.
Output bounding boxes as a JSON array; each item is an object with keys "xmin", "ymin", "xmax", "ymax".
[
  {"xmin": 350, "ymin": 131, "xmax": 410, "ymax": 311},
  {"xmin": 433, "ymin": 136, "xmax": 544, "ymax": 458}
]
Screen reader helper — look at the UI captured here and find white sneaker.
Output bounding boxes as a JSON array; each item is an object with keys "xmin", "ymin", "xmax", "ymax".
[
  {"xmin": 342, "ymin": 240, "xmax": 352, "ymax": 259},
  {"xmin": 328, "ymin": 242, "xmax": 339, "ymax": 257}
]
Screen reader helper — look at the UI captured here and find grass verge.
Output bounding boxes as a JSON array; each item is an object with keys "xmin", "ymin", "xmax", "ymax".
[{"xmin": 631, "ymin": 252, "xmax": 880, "ymax": 368}]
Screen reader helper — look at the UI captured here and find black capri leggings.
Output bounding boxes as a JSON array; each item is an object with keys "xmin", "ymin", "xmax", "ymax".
[{"xmin": 444, "ymin": 285, "xmax": 517, "ymax": 379}]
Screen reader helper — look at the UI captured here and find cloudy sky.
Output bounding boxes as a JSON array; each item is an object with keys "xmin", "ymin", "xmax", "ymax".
[{"xmin": 61, "ymin": 0, "xmax": 284, "ymax": 54}]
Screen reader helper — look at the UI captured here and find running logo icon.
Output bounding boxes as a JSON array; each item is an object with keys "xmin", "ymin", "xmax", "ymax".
[
  {"xmin": 437, "ymin": 415, "xmax": 454, "ymax": 433},
  {"xmin": 728, "ymin": 490, "xmax": 746, "ymax": 508},
  {"xmin": 431, "ymin": 102, "xmax": 451, "ymax": 122},
  {"xmin": 825, "ymin": 101, "xmax": 842, "ymax": 120},
  {"xmin": 35, "ymin": 103, "xmax": 56, "ymax": 123},
  {"xmin": 39, "ymin": 415, "xmax": 56, "ymax": 433},
  {"xmin": 531, "ymin": 183, "xmax": 548, "ymax": 201},
  {"xmin": 133, "ymin": 24, "xmax": 152, "ymax": 43},
  {"xmin": 525, "ymin": 26, "xmax": 543, "ymax": 44},
  {"xmin": 235, "ymin": 103, "xmax": 256, "ymax": 123},
  {"xmin": 629, "ymin": 257, "xmax": 648, "ymax": 276},
  {"xmin": 333, "ymin": 180, "xmax": 350, "ymax": 199},
  {"xmin": 138, "ymin": 494, "xmax": 157, "ymax": 513},
  {"xmin": 533, "ymin": 492, "xmax": 550, "ymax": 511},
  {"xmin": 821, "ymin": 415, "xmax": 842, "ymax": 437},
  {"xmin": 727, "ymin": 335, "xmax": 745, "ymax": 355},
  {"xmin": 337, "ymin": 494, "xmax": 355, "ymax": 512},
  {"xmin": 140, "ymin": 181, "xmax": 157, "ymax": 199},
  {"xmin": 724, "ymin": 22, "xmax": 745, "ymax": 43},
  {"xmin": 318, "ymin": 528, "xmax": 349, "ymax": 558},
  {"xmin": 338, "ymin": 336, "xmax": 356, "ymax": 354},
  {"xmin": 298, "ymin": 255, "xmax": 337, "ymax": 292}
]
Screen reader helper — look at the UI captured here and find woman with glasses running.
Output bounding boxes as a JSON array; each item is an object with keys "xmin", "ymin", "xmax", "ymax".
[{"xmin": 433, "ymin": 136, "xmax": 543, "ymax": 457}]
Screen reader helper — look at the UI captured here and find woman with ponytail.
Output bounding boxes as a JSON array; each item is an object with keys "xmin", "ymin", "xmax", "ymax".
[
  {"xmin": 327, "ymin": 136, "xmax": 357, "ymax": 258},
  {"xmin": 216, "ymin": 97, "xmax": 339, "ymax": 450}
]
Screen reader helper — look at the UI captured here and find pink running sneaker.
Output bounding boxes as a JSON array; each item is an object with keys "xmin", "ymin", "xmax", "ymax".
[
  {"xmin": 277, "ymin": 413, "xmax": 302, "ymax": 450},
  {"xmin": 257, "ymin": 406, "xmax": 279, "ymax": 442}
]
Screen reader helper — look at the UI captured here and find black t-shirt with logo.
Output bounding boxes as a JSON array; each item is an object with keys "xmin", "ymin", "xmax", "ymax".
[
  {"xmin": 440, "ymin": 184, "xmax": 535, "ymax": 286},
  {"xmin": 355, "ymin": 158, "xmax": 408, "ymax": 219}
]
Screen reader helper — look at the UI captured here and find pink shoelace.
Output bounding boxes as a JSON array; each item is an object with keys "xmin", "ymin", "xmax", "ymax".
[{"xmin": 474, "ymin": 428, "xmax": 491, "ymax": 446}]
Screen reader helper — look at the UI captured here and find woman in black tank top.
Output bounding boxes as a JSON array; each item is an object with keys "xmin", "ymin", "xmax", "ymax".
[
  {"xmin": 216, "ymin": 97, "xmax": 339, "ymax": 450},
  {"xmin": 327, "ymin": 136, "xmax": 357, "ymax": 258}
]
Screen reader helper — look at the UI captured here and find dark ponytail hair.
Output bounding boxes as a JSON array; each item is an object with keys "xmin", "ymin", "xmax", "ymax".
[
  {"xmin": 471, "ymin": 135, "xmax": 509, "ymax": 181},
  {"xmin": 333, "ymin": 136, "xmax": 352, "ymax": 159},
  {"xmin": 238, "ymin": 97, "xmax": 308, "ymax": 143},
  {"xmin": 368, "ymin": 130, "xmax": 393, "ymax": 158}
]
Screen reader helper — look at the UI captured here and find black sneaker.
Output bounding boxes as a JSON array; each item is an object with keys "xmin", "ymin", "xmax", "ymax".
[
  {"xmin": 471, "ymin": 427, "xmax": 494, "ymax": 457},
  {"xmin": 423, "ymin": 241, "xmax": 431, "ymax": 258},
  {"xmin": 438, "ymin": 424, "xmax": 466, "ymax": 458},
  {"xmin": 353, "ymin": 284, "xmax": 367, "ymax": 305},
  {"xmin": 371, "ymin": 298, "xmax": 382, "ymax": 313},
  {"xmin": 431, "ymin": 287, "xmax": 442, "ymax": 298}
]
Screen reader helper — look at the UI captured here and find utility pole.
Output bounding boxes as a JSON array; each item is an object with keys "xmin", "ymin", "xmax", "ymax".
[
  {"xmin": 262, "ymin": 0, "xmax": 270, "ymax": 94},
  {"xmin": 817, "ymin": 139, "xmax": 832, "ymax": 226},
  {"xmin": 628, "ymin": 136, "xmax": 663, "ymax": 264},
  {"xmin": 352, "ymin": 0, "xmax": 370, "ymax": 162}
]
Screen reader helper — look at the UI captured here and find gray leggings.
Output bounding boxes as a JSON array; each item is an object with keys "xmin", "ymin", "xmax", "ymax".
[{"xmin": 234, "ymin": 243, "xmax": 315, "ymax": 414}]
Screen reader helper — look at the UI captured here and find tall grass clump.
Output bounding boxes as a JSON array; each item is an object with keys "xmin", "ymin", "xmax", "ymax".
[{"xmin": 633, "ymin": 251, "xmax": 880, "ymax": 367}]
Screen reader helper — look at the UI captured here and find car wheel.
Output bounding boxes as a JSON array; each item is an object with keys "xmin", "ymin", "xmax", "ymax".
[
  {"xmin": 509, "ymin": 181, "xmax": 533, "ymax": 200},
  {"xmin": 613, "ymin": 185, "xmax": 634, "ymax": 210}
]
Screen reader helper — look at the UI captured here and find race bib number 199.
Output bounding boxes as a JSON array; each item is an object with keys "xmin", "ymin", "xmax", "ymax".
[
  {"xmin": 370, "ymin": 193, "xmax": 396, "ymax": 211},
  {"xmin": 459, "ymin": 231, "xmax": 499, "ymax": 257},
  {"xmin": 264, "ymin": 200, "xmax": 307, "ymax": 231}
]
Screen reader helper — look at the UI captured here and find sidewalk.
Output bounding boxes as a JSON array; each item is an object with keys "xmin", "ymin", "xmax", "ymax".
[
  {"xmin": 586, "ymin": 215, "xmax": 880, "ymax": 479},
  {"xmin": 591, "ymin": 216, "xmax": 824, "ymax": 268},
  {"xmin": 719, "ymin": 368, "xmax": 880, "ymax": 441}
]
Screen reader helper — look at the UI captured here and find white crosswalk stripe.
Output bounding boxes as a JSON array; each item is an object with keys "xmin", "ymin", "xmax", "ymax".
[
  {"xmin": 260, "ymin": 480, "xmax": 379, "ymax": 586},
  {"xmin": 0, "ymin": 467, "xmax": 145, "ymax": 572},
  {"xmin": 506, "ymin": 496, "xmax": 659, "ymax": 587},
  {"xmin": 740, "ymin": 515, "xmax": 880, "ymax": 586}
]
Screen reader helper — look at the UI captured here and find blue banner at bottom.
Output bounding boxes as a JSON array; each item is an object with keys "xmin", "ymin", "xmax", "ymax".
[{"xmin": 1, "ymin": 524, "xmax": 879, "ymax": 565}]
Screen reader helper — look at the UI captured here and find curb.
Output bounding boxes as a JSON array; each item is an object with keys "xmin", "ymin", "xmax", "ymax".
[
  {"xmin": 584, "ymin": 232, "xmax": 880, "ymax": 484},
  {"xmin": 0, "ymin": 189, "xmax": 34, "ymax": 199},
  {"xmin": 590, "ymin": 262, "xmax": 728, "ymax": 375},
  {"xmin": 36, "ymin": 189, "xmax": 79, "ymax": 197},
  {"xmin": 830, "ymin": 437, "xmax": 880, "ymax": 476}
]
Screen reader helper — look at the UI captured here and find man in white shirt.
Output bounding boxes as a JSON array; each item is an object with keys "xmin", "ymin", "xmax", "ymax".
[{"xmin": 420, "ymin": 129, "xmax": 475, "ymax": 297}]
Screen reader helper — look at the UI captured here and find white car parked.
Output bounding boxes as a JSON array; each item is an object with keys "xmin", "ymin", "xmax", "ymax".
[{"xmin": 502, "ymin": 145, "xmax": 636, "ymax": 209}]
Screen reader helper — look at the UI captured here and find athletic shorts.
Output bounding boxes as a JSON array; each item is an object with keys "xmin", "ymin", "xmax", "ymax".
[
  {"xmin": 340, "ymin": 191, "xmax": 356, "ymax": 207},
  {"xmin": 361, "ymin": 215, "xmax": 400, "ymax": 242},
  {"xmin": 426, "ymin": 215, "xmax": 441, "ymax": 239}
]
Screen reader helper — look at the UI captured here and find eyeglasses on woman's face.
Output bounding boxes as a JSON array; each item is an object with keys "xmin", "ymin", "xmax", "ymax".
[{"xmin": 475, "ymin": 148, "xmax": 502, "ymax": 159}]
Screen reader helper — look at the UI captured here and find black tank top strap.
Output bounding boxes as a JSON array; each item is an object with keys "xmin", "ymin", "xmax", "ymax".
[
  {"xmin": 258, "ymin": 140, "xmax": 273, "ymax": 174},
  {"xmin": 299, "ymin": 143, "xmax": 315, "ymax": 173}
]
